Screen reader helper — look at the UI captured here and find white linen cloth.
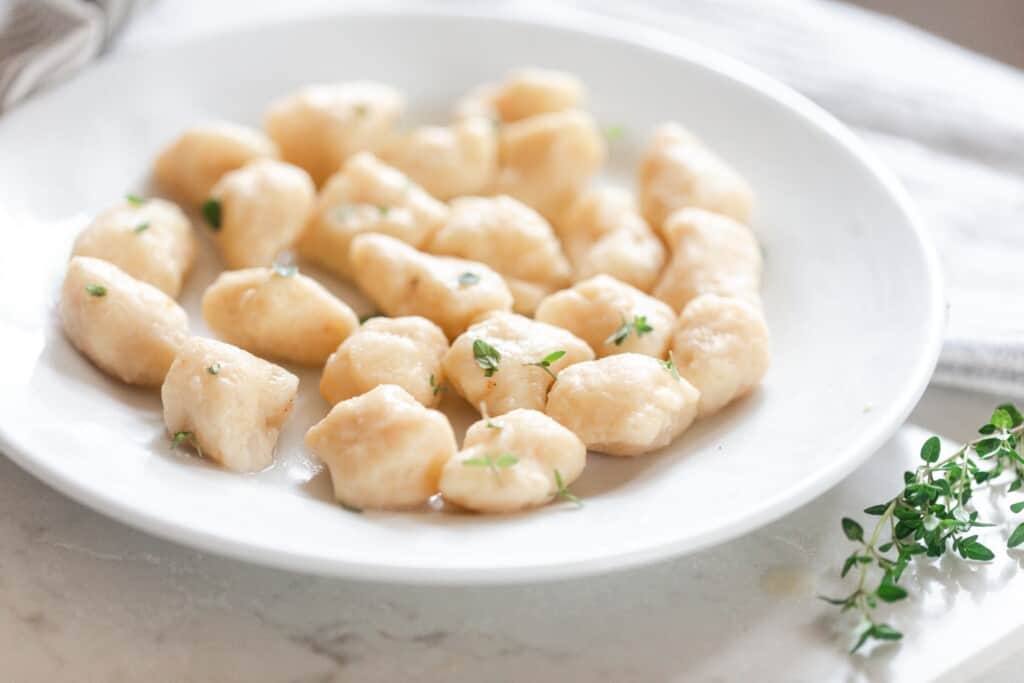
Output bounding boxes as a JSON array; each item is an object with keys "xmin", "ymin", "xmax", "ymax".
[{"xmin": 2, "ymin": 0, "xmax": 1021, "ymax": 396}]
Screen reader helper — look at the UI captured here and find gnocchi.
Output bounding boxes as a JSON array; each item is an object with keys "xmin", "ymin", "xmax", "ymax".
[
  {"xmin": 295, "ymin": 152, "xmax": 448, "ymax": 280},
  {"xmin": 201, "ymin": 266, "xmax": 359, "ymax": 366},
  {"xmin": 380, "ymin": 116, "xmax": 498, "ymax": 200},
  {"xmin": 320, "ymin": 316, "xmax": 448, "ymax": 408},
  {"xmin": 154, "ymin": 122, "xmax": 279, "ymax": 206},
  {"xmin": 653, "ymin": 207, "xmax": 762, "ymax": 312},
  {"xmin": 535, "ymin": 275, "xmax": 676, "ymax": 359},
  {"xmin": 556, "ymin": 187, "xmax": 666, "ymax": 292},
  {"xmin": 265, "ymin": 81, "xmax": 404, "ymax": 186},
  {"xmin": 161, "ymin": 336, "xmax": 298, "ymax": 472},
  {"xmin": 204, "ymin": 159, "xmax": 315, "ymax": 269},
  {"xmin": 349, "ymin": 232, "xmax": 513, "ymax": 339},
  {"xmin": 545, "ymin": 353, "xmax": 700, "ymax": 456},
  {"xmin": 305, "ymin": 384, "xmax": 457, "ymax": 510},
  {"xmin": 493, "ymin": 109, "xmax": 606, "ymax": 221},
  {"xmin": 443, "ymin": 312, "xmax": 594, "ymax": 417},
  {"xmin": 638, "ymin": 122, "xmax": 754, "ymax": 232},
  {"xmin": 71, "ymin": 196, "xmax": 196, "ymax": 298},
  {"xmin": 60, "ymin": 256, "xmax": 189, "ymax": 386},
  {"xmin": 672, "ymin": 294, "xmax": 770, "ymax": 417},
  {"xmin": 427, "ymin": 195, "xmax": 570, "ymax": 315},
  {"xmin": 455, "ymin": 68, "xmax": 585, "ymax": 123},
  {"xmin": 439, "ymin": 409, "xmax": 586, "ymax": 513}
]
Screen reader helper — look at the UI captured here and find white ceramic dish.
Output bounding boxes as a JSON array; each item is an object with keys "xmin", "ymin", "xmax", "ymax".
[{"xmin": 0, "ymin": 8, "xmax": 943, "ymax": 584}]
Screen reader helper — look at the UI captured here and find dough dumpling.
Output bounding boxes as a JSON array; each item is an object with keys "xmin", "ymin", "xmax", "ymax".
[
  {"xmin": 71, "ymin": 197, "xmax": 196, "ymax": 298},
  {"xmin": 493, "ymin": 109, "xmax": 605, "ymax": 221},
  {"xmin": 672, "ymin": 294, "xmax": 769, "ymax": 417},
  {"xmin": 204, "ymin": 159, "xmax": 315, "ymax": 268},
  {"xmin": 557, "ymin": 187, "xmax": 665, "ymax": 292},
  {"xmin": 320, "ymin": 316, "xmax": 448, "ymax": 407},
  {"xmin": 427, "ymin": 195, "xmax": 570, "ymax": 315},
  {"xmin": 265, "ymin": 81, "xmax": 404, "ymax": 186},
  {"xmin": 455, "ymin": 68, "xmax": 584, "ymax": 123},
  {"xmin": 161, "ymin": 337, "xmax": 298, "ymax": 472},
  {"xmin": 202, "ymin": 266, "xmax": 359, "ymax": 365},
  {"xmin": 296, "ymin": 153, "xmax": 448, "ymax": 280},
  {"xmin": 439, "ymin": 409, "xmax": 586, "ymax": 513},
  {"xmin": 60, "ymin": 256, "xmax": 188, "ymax": 386},
  {"xmin": 653, "ymin": 207, "xmax": 762, "ymax": 312},
  {"xmin": 638, "ymin": 123, "xmax": 754, "ymax": 232},
  {"xmin": 545, "ymin": 353, "xmax": 700, "ymax": 456},
  {"xmin": 380, "ymin": 117, "xmax": 497, "ymax": 200},
  {"xmin": 305, "ymin": 384, "xmax": 457, "ymax": 510},
  {"xmin": 153, "ymin": 122, "xmax": 279, "ymax": 206},
  {"xmin": 535, "ymin": 275, "xmax": 675, "ymax": 359},
  {"xmin": 349, "ymin": 233, "xmax": 513, "ymax": 339},
  {"xmin": 443, "ymin": 312, "xmax": 593, "ymax": 417}
]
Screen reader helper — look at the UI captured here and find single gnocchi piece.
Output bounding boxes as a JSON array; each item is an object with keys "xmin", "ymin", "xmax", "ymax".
[
  {"xmin": 455, "ymin": 68, "xmax": 585, "ymax": 123},
  {"xmin": 305, "ymin": 384, "xmax": 457, "ymax": 510},
  {"xmin": 545, "ymin": 353, "xmax": 700, "ymax": 456},
  {"xmin": 204, "ymin": 159, "xmax": 315, "ymax": 269},
  {"xmin": 380, "ymin": 116, "xmax": 498, "ymax": 200},
  {"xmin": 71, "ymin": 197, "xmax": 196, "ymax": 298},
  {"xmin": 153, "ymin": 122, "xmax": 279, "ymax": 206},
  {"xmin": 556, "ymin": 187, "xmax": 666, "ymax": 292},
  {"xmin": 296, "ymin": 153, "xmax": 448, "ymax": 280},
  {"xmin": 202, "ymin": 266, "xmax": 359, "ymax": 366},
  {"xmin": 60, "ymin": 256, "xmax": 189, "ymax": 386},
  {"xmin": 349, "ymin": 233, "xmax": 513, "ymax": 339},
  {"xmin": 493, "ymin": 109, "xmax": 606, "ymax": 221},
  {"xmin": 443, "ymin": 312, "xmax": 594, "ymax": 417},
  {"xmin": 672, "ymin": 294, "xmax": 769, "ymax": 417},
  {"xmin": 535, "ymin": 275, "xmax": 676, "ymax": 359},
  {"xmin": 265, "ymin": 81, "xmax": 405, "ymax": 186},
  {"xmin": 320, "ymin": 316, "xmax": 448, "ymax": 408},
  {"xmin": 653, "ymin": 207, "xmax": 762, "ymax": 312},
  {"xmin": 427, "ymin": 195, "xmax": 570, "ymax": 315},
  {"xmin": 439, "ymin": 409, "xmax": 586, "ymax": 513},
  {"xmin": 638, "ymin": 123, "xmax": 754, "ymax": 232},
  {"xmin": 162, "ymin": 337, "xmax": 298, "ymax": 472}
]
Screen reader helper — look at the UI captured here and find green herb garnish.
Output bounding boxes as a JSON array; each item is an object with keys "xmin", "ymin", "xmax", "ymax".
[
  {"xmin": 554, "ymin": 469, "xmax": 582, "ymax": 508},
  {"xmin": 207, "ymin": 363, "xmax": 221, "ymax": 375},
  {"xmin": 171, "ymin": 430, "xmax": 202, "ymax": 458},
  {"xmin": 823, "ymin": 403, "xmax": 1024, "ymax": 653},
  {"xmin": 604, "ymin": 314, "xmax": 654, "ymax": 346},
  {"xmin": 132, "ymin": 221, "xmax": 150, "ymax": 234},
  {"xmin": 85, "ymin": 284, "xmax": 107, "ymax": 297},
  {"xmin": 201, "ymin": 198, "xmax": 222, "ymax": 230},
  {"xmin": 125, "ymin": 193, "xmax": 145, "ymax": 205},
  {"xmin": 661, "ymin": 351, "xmax": 681, "ymax": 381},
  {"xmin": 526, "ymin": 350, "xmax": 566, "ymax": 380},
  {"xmin": 429, "ymin": 373, "xmax": 443, "ymax": 396},
  {"xmin": 463, "ymin": 452, "xmax": 519, "ymax": 472},
  {"xmin": 472, "ymin": 339, "xmax": 501, "ymax": 378}
]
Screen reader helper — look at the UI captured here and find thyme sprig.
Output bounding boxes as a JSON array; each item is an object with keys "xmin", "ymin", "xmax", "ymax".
[{"xmin": 824, "ymin": 403, "xmax": 1024, "ymax": 653}]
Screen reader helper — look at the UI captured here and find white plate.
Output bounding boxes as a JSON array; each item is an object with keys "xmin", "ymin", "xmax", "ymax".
[{"xmin": 0, "ymin": 8, "xmax": 943, "ymax": 584}]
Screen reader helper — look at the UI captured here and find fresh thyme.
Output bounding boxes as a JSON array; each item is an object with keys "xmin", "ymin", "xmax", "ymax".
[
  {"xmin": 133, "ymin": 221, "xmax": 150, "ymax": 234},
  {"xmin": 125, "ymin": 193, "xmax": 145, "ymax": 205},
  {"xmin": 472, "ymin": 339, "xmax": 501, "ymax": 377},
  {"xmin": 605, "ymin": 314, "xmax": 654, "ymax": 346},
  {"xmin": 526, "ymin": 350, "xmax": 566, "ymax": 380},
  {"xmin": 171, "ymin": 430, "xmax": 202, "ymax": 458},
  {"xmin": 84, "ymin": 284, "xmax": 107, "ymax": 297},
  {"xmin": 824, "ymin": 403, "xmax": 1024, "ymax": 653},
  {"xmin": 429, "ymin": 373, "xmax": 443, "ymax": 396},
  {"xmin": 463, "ymin": 452, "xmax": 519, "ymax": 472},
  {"xmin": 553, "ymin": 469, "xmax": 582, "ymax": 508},
  {"xmin": 201, "ymin": 198, "xmax": 222, "ymax": 230},
  {"xmin": 661, "ymin": 352, "xmax": 681, "ymax": 381}
]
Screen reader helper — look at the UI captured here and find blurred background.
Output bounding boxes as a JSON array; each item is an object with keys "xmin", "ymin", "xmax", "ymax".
[{"xmin": 850, "ymin": 0, "xmax": 1024, "ymax": 68}]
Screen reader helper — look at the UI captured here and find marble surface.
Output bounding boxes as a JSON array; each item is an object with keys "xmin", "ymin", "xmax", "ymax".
[
  {"xmin": 2, "ymin": 385, "xmax": 1022, "ymax": 682},
  {"xmin": 4, "ymin": 2, "xmax": 1024, "ymax": 681}
]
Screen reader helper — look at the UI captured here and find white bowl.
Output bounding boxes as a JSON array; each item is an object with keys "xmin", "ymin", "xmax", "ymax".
[{"xmin": 0, "ymin": 8, "xmax": 943, "ymax": 583}]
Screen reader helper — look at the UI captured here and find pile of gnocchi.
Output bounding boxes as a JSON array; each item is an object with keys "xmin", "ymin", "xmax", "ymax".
[{"xmin": 59, "ymin": 68, "xmax": 769, "ymax": 515}]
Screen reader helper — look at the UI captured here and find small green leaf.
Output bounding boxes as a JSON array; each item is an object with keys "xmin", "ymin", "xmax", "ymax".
[
  {"xmin": 871, "ymin": 624, "xmax": 903, "ymax": 641},
  {"xmin": 840, "ymin": 554, "xmax": 857, "ymax": 578},
  {"xmin": 876, "ymin": 584, "xmax": 908, "ymax": 602},
  {"xmin": 554, "ymin": 469, "xmax": 583, "ymax": 508},
  {"xmin": 998, "ymin": 403, "xmax": 1024, "ymax": 427},
  {"xmin": 991, "ymin": 408, "xmax": 1014, "ymax": 430},
  {"xmin": 133, "ymin": 221, "xmax": 150, "ymax": 234},
  {"xmin": 851, "ymin": 627, "xmax": 873, "ymax": 654},
  {"xmin": 472, "ymin": 339, "xmax": 501, "ymax": 377},
  {"xmin": 961, "ymin": 539, "xmax": 995, "ymax": 561},
  {"xmin": 462, "ymin": 457, "xmax": 490, "ymax": 468},
  {"xmin": 920, "ymin": 436, "xmax": 941, "ymax": 463},
  {"xmin": 84, "ymin": 284, "xmax": 107, "ymax": 297},
  {"xmin": 841, "ymin": 517, "xmax": 864, "ymax": 542},
  {"xmin": 494, "ymin": 454, "xmax": 519, "ymax": 468},
  {"xmin": 661, "ymin": 352, "xmax": 682, "ymax": 382},
  {"xmin": 1009, "ymin": 523, "xmax": 1024, "ymax": 548},
  {"xmin": 429, "ymin": 373, "xmax": 443, "ymax": 396},
  {"xmin": 201, "ymin": 198, "xmax": 222, "ymax": 230},
  {"xmin": 125, "ymin": 193, "xmax": 145, "ymax": 205},
  {"xmin": 979, "ymin": 423, "xmax": 997, "ymax": 435},
  {"xmin": 863, "ymin": 504, "xmax": 889, "ymax": 515},
  {"xmin": 633, "ymin": 315, "xmax": 653, "ymax": 336},
  {"xmin": 604, "ymin": 316, "xmax": 631, "ymax": 346}
]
